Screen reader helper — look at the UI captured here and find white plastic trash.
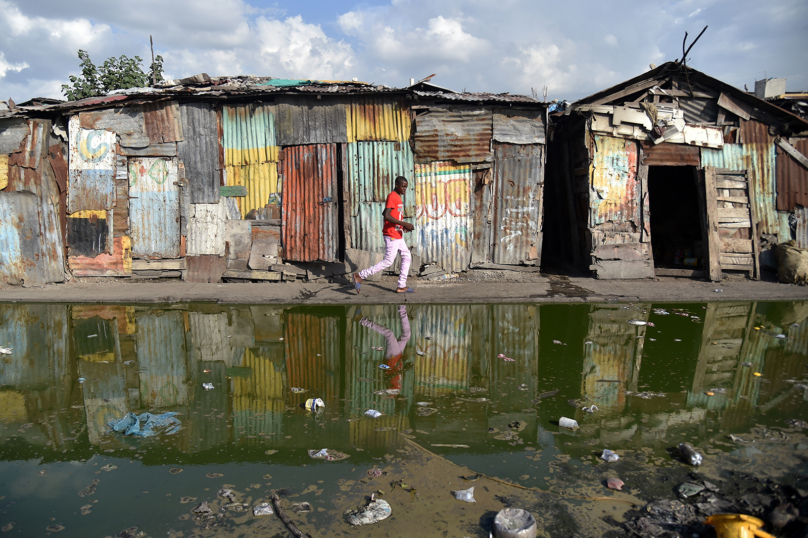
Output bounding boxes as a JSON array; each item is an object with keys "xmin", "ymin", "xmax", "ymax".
[
  {"xmin": 601, "ymin": 449, "xmax": 619, "ymax": 462},
  {"xmin": 253, "ymin": 502, "xmax": 273, "ymax": 516},
  {"xmin": 202, "ymin": 383, "xmax": 214, "ymax": 390},
  {"xmin": 451, "ymin": 486, "xmax": 476, "ymax": 503},
  {"xmin": 558, "ymin": 417, "xmax": 578, "ymax": 430},
  {"xmin": 494, "ymin": 508, "xmax": 538, "ymax": 538},
  {"xmin": 365, "ymin": 410, "xmax": 382, "ymax": 418}
]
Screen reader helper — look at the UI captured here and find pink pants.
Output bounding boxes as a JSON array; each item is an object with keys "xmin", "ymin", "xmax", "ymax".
[{"xmin": 359, "ymin": 237, "xmax": 411, "ymax": 289}]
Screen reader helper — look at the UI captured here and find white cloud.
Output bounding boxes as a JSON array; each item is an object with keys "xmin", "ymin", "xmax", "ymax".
[
  {"xmin": 604, "ymin": 34, "xmax": 618, "ymax": 46},
  {"xmin": 0, "ymin": 51, "xmax": 27, "ymax": 78}
]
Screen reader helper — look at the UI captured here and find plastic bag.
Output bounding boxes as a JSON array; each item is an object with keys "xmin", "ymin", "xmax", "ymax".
[
  {"xmin": 451, "ymin": 486, "xmax": 476, "ymax": 503},
  {"xmin": 601, "ymin": 449, "xmax": 619, "ymax": 462},
  {"xmin": 365, "ymin": 410, "xmax": 382, "ymax": 418},
  {"xmin": 494, "ymin": 508, "xmax": 538, "ymax": 538},
  {"xmin": 253, "ymin": 503, "xmax": 273, "ymax": 516}
]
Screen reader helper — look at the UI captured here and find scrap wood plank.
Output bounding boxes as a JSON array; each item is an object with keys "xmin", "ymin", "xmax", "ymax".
[
  {"xmin": 715, "ymin": 196, "xmax": 748, "ymax": 204},
  {"xmin": 716, "ymin": 207, "xmax": 750, "ymax": 219},
  {"xmin": 715, "ymin": 178, "xmax": 747, "ymax": 189},
  {"xmin": 220, "ymin": 185, "xmax": 248, "ymax": 197},
  {"xmin": 717, "ymin": 92, "xmax": 752, "ymax": 121},
  {"xmin": 720, "ymin": 254, "xmax": 753, "ymax": 265},
  {"xmin": 720, "ymin": 238, "xmax": 753, "ymax": 253},
  {"xmin": 223, "ymin": 270, "xmax": 281, "ymax": 281},
  {"xmin": 132, "ymin": 258, "xmax": 186, "ymax": 271},
  {"xmin": 718, "ymin": 220, "xmax": 751, "ymax": 228},
  {"xmin": 721, "ymin": 263, "xmax": 753, "ymax": 272},
  {"xmin": 702, "ymin": 167, "xmax": 722, "ymax": 282},
  {"xmin": 775, "ymin": 137, "xmax": 808, "ymax": 171}
]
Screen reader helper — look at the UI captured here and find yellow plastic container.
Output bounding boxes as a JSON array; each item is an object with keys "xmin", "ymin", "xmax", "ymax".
[{"xmin": 704, "ymin": 514, "xmax": 775, "ymax": 538}]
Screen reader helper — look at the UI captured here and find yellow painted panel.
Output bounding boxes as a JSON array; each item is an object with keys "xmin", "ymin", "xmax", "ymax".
[
  {"xmin": 0, "ymin": 391, "xmax": 27, "ymax": 422},
  {"xmin": 69, "ymin": 210, "xmax": 107, "ymax": 219},
  {"xmin": 79, "ymin": 352, "xmax": 117, "ymax": 363},
  {"xmin": 347, "ymin": 98, "xmax": 411, "ymax": 143},
  {"xmin": 233, "ymin": 348, "xmax": 285, "ymax": 412},
  {"xmin": 224, "ymin": 146, "xmax": 279, "ymax": 166},
  {"xmin": 121, "ymin": 236, "xmax": 132, "ymax": 275},
  {"xmin": 226, "ymin": 162, "xmax": 279, "ymax": 217},
  {"xmin": 0, "ymin": 155, "xmax": 8, "ymax": 190}
]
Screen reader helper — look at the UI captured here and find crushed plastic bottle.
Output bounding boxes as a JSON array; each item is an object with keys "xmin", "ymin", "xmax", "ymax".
[
  {"xmin": 601, "ymin": 449, "xmax": 619, "ymax": 462},
  {"xmin": 678, "ymin": 442, "xmax": 703, "ymax": 466},
  {"xmin": 202, "ymin": 383, "xmax": 214, "ymax": 390},
  {"xmin": 305, "ymin": 398, "xmax": 325, "ymax": 412}
]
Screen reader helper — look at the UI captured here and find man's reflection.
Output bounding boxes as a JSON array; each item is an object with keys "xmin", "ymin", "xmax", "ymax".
[{"xmin": 355, "ymin": 305, "xmax": 411, "ymax": 391}]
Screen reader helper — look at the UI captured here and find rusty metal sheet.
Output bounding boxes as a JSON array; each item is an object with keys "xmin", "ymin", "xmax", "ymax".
[
  {"xmin": 413, "ymin": 305, "xmax": 470, "ymax": 396},
  {"xmin": 227, "ymin": 162, "xmax": 279, "ymax": 218},
  {"xmin": 0, "ymin": 304, "xmax": 67, "ymax": 389},
  {"xmin": 640, "ymin": 140, "xmax": 700, "ymax": 166},
  {"xmin": 128, "ymin": 157, "xmax": 180, "ymax": 258},
  {"xmin": 795, "ymin": 205, "xmax": 808, "ymax": 249},
  {"xmin": 284, "ymin": 312, "xmax": 340, "ymax": 404},
  {"xmin": 701, "ymin": 119, "xmax": 777, "ymax": 235},
  {"xmin": 275, "ymin": 98, "xmax": 347, "ymax": 146},
  {"xmin": 79, "ymin": 107, "xmax": 149, "ymax": 148},
  {"xmin": 222, "ymin": 103, "xmax": 278, "ymax": 165},
  {"xmin": 414, "ymin": 161, "xmax": 472, "ymax": 272},
  {"xmin": 67, "ymin": 210, "xmax": 110, "ymax": 256},
  {"xmin": 178, "ymin": 102, "xmax": 220, "ymax": 204},
  {"xmin": 189, "ymin": 312, "xmax": 231, "ymax": 362},
  {"xmin": 187, "ymin": 202, "xmax": 227, "ymax": 256},
  {"xmin": 414, "ymin": 106, "xmax": 493, "ymax": 163},
  {"xmin": 590, "ymin": 135, "xmax": 640, "ymax": 227},
  {"xmin": 347, "ymin": 141, "xmax": 415, "ymax": 252},
  {"xmin": 493, "ymin": 109, "xmax": 545, "ymax": 145},
  {"xmin": 68, "ymin": 116, "xmax": 116, "ymax": 212},
  {"xmin": 140, "ymin": 100, "xmax": 184, "ymax": 143},
  {"xmin": 776, "ymin": 137, "xmax": 808, "ymax": 210},
  {"xmin": 347, "ymin": 96, "xmax": 410, "ymax": 143},
  {"xmin": 185, "ymin": 254, "xmax": 227, "ymax": 283},
  {"xmin": 0, "ymin": 192, "xmax": 48, "ymax": 286},
  {"xmin": 280, "ymin": 144, "xmax": 338, "ymax": 262},
  {"xmin": 69, "ymin": 236, "xmax": 132, "ymax": 276},
  {"xmin": 136, "ymin": 312, "xmax": 188, "ymax": 408},
  {"xmin": 492, "ymin": 143, "xmax": 543, "ymax": 265},
  {"xmin": 0, "ymin": 118, "xmax": 29, "ymax": 154},
  {"xmin": 119, "ymin": 144, "xmax": 177, "ymax": 157}
]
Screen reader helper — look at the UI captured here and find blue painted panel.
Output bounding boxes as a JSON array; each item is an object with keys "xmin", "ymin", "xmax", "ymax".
[
  {"xmin": 68, "ymin": 169, "xmax": 116, "ymax": 213},
  {"xmin": 130, "ymin": 191, "xmax": 180, "ymax": 258}
]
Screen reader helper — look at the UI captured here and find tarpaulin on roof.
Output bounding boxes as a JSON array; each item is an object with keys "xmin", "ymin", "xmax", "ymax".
[{"xmin": 258, "ymin": 79, "xmax": 312, "ymax": 87}]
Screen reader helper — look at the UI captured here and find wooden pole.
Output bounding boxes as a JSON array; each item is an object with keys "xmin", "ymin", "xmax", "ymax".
[{"xmin": 150, "ymin": 35, "xmax": 156, "ymax": 86}]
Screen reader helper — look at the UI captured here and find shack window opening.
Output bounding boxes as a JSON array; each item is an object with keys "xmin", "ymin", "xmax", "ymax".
[{"xmin": 647, "ymin": 165, "xmax": 703, "ymax": 271}]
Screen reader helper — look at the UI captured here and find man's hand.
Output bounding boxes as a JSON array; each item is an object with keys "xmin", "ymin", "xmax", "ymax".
[{"xmin": 402, "ymin": 222, "xmax": 414, "ymax": 232}]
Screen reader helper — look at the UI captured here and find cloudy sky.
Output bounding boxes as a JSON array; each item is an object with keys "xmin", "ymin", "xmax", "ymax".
[{"xmin": 1, "ymin": 0, "xmax": 806, "ymax": 103}]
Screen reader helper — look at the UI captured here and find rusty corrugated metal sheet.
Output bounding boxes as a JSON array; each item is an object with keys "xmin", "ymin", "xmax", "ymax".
[
  {"xmin": 187, "ymin": 202, "xmax": 227, "ymax": 256},
  {"xmin": 189, "ymin": 312, "xmax": 231, "ymax": 362},
  {"xmin": 492, "ymin": 143, "xmax": 543, "ymax": 265},
  {"xmin": 0, "ymin": 304, "xmax": 67, "ymax": 389},
  {"xmin": 679, "ymin": 97, "xmax": 718, "ymax": 124},
  {"xmin": 350, "ymin": 414, "xmax": 408, "ymax": 450},
  {"xmin": 701, "ymin": 122, "xmax": 778, "ymax": 236},
  {"xmin": 492, "ymin": 109, "xmax": 545, "ymax": 145},
  {"xmin": 128, "ymin": 157, "xmax": 181, "ymax": 258},
  {"xmin": 280, "ymin": 144, "xmax": 338, "ymax": 262},
  {"xmin": 275, "ymin": 98, "xmax": 347, "ymax": 146},
  {"xmin": 590, "ymin": 135, "xmax": 640, "ymax": 227},
  {"xmin": 178, "ymin": 102, "xmax": 220, "ymax": 204},
  {"xmin": 640, "ymin": 140, "xmax": 700, "ymax": 166},
  {"xmin": 0, "ymin": 154, "xmax": 7, "ymax": 189},
  {"xmin": 795, "ymin": 205, "xmax": 808, "ymax": 249},
  {"xmin": 413, "ymin": 106, "xmax": 493, "ymax": 163},
  {"xmin": 227, "ymin": 162, "xmax": 279, "ymax": 218},
  {"xmin": 68, "ymin": 236, "xmax": 132, "ymax": 276},
  {"xmin": 346, "ymin": 96, "xmax": 410, "ymax": 143},
  {"xmin": 776, "ymin": 137, "xmax": 808, "ymax": 210},
  {"xmin": 413, "ymin": 305, "xmax": 470, "ymax": 397},
  {"xmin": 490, "ymin": 304, "xmax": 539, "ymax": 411},
  {"xmin": 284, "ymin": 312, "xmax": 340, "ymax": 404},
  {"xmin": 414, "ymin": 162, "xmax": 472, "ymax": 272},
  {"xmin": 347, "ymin": 141, "xmax": 415, "ymax": 252},
  {"xmin": 0, "ymin": 191, "xmax": 48, "ymax": 286},
  {"xmin": 68, "ymin": 116, "xmax": 116, "ymax": 212},
  {"xmin": 140, "ymin": 100, "xmax": 184, "ymax": 143},
  {"xmin": 0, "ymin": 118, "xmax": 29, "ymax": 154},
  {"xmin": 785, "ymin": 315, "xmax": 808, "ymax": 355},
  {"xmin": 136, "ymin": 311, "xmax": 188, "ymax": 408},
  {"xmin": 79, "ymin": 107, "xmax": 149, "ymax": 148}
]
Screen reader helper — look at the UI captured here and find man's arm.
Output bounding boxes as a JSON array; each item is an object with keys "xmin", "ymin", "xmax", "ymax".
[{"xmin": 383, "ymin": 207, "xmax": 414, "ymax": 231}]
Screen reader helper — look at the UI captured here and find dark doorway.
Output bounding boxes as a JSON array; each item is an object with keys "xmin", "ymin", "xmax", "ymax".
[{"xmin": 647, "ymin": 166, "xmax": 704, "ymax": 270}]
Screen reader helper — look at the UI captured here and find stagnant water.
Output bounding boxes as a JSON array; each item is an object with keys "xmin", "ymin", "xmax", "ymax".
[{"xmin": 0, "ymin": 301, "xmax": 806, "ymax": 537}]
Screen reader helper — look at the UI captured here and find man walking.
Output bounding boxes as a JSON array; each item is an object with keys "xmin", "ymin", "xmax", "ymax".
[{"xmin": 353, "ymin": 176, "xmax": 415, "ymax": 294}]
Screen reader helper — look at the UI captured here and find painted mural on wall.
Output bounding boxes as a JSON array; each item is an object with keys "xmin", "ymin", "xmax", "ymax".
[{"xmin": 68, "ymin": 116, "xmax": 116, "ymax": 213}]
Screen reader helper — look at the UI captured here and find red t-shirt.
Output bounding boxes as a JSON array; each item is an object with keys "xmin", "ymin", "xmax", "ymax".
[{"xmin": 382, "ymin": 191, "xmax": 404, "ymax": 240}]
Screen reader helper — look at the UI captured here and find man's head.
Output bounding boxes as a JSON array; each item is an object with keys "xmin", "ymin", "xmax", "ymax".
[{"xmin": 394, "ymin": 176, "xmax": 408, "ymax": 195}]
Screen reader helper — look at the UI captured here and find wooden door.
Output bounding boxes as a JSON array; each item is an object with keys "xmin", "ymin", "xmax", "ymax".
[{"xmin": 698, "ymin": 167, "xmax": 760, "ymax": 281}]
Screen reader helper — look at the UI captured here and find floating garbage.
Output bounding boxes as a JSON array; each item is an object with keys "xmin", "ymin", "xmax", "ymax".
[
  {"xmin": 451, "ymin": 486, "xmax": 476, "ymax": 503},
  {"xmin": 202, "ymin": 383, "xmax": 214, "ymax": 390},
  {"xmin": 416, "ymin": 348, "xmax": 425, "ymax": 356},
  {"xmin": 677, "ymin": 481, "xmax": 704, "ymax": 498},
  {"xmin": 0, "ymin": 347, "xmax": 12, "ymax": 355},
  {"xmin": 367, "ymin": 468, "xmax": 384, "ymax": 477},
  {"xmin": 497, "ymin": 353, "xmax": 515, "ymax": 362},
  {"xmin": 493, "ymin": 507, "xmax": 537, "ymax": 538},
  {"xmin": 606, "ymin": 478, "xmax": 624, "ymax": 491},
  {"xmin": 558, "ymin": 417, "xmax": 579, "ymax": 430},
  {"xmin": 253, "ymin": 502, "xmax": 273, "ymax": 516},
  {"xmin": 78, "ymin": 378, "xmax": 86, "ymax": 384},
  {"xmin": 305, "ymin": 398, "xmax": 325, "ymax": 412},
  {"xmin": 192, "ymin": 502, "xmax": 212, "ymax": 515},
  {"xmin": 775, "ymin": 334, "xmax": 786, "ymax": 339},
  {"xmin": 308, "ymin": 448, "xmax": 349, "ymax": 461},
  {"xmin": 108, "ymin": 412, "xmax": 181, "ymax": 437},
  {"xmin": 601, "ymin": 449, "xmax": 619, "ymax": 462},
  {"xmin": 552, "ymin": 340, "xmax": 566, "ymax": 345},
  {"xmin": 374, "ymin": 389, "xmax": 400, "ymax": 396},
  {"xmin": 290, "ymin": 387, "xmax": 306, "ymax": 393},
  {"xmin": 345, "ymin": 498, "xmax": 392, "ymax": 526},
  {"xmin": 292, "ymin": 502, "xmax": 312, "ymax": 514},
  {"xmin": 705, "ymin": 514, "xmax": 774, "ymax": 538},
  {"xmin": 416, "ymin": 402, "xmax": 432, "ymax": 407},
  {"xmin": 627, "ymin": 319, "xmax": 647, "ymax": 326},
  {"xmin": 365, "ymin": 409, "xmax": 382, "ymax": 418},
  {"xmin": 100, "ymin": 464, "xmax": 117, "ymax": 472},
  {"xmin": 371, "ymin": 346, "xmax": 384, "ymax": 351},
  {"xmin": 582, "ymin": 405, "xmax": 599, "ymax": 413},
  {"xmin": 416, "ymin": 407, "xmax": 437, "ymax": 416},
  {"xmin": 379, "ymin": 364, "xmax": 391, "ymax": 370},
  {"xmin": 678, "ymin": 442, "xmax": 702, "ymax": 465}
]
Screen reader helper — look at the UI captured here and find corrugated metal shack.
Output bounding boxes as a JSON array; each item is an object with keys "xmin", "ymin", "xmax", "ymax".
[
  {"xmin": 545, "ymin": 62, "xmax": 808, "ymax": 281},
  {"xmin": 0, "ymin": 76, "xmax": 547, "ymax": 285}
]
